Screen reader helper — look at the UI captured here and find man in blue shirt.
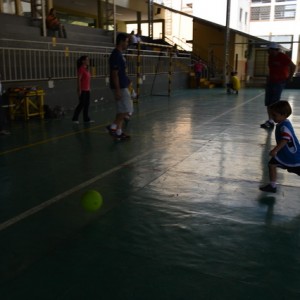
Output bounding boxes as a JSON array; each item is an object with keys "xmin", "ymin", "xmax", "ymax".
[{"xmin": 106, "ymin": 33, "xmax": 132, "ymax": 141}]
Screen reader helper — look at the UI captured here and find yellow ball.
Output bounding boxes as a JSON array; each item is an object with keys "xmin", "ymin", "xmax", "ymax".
[{"xmin": 81, "ymin": 190, "xmax": 103, "ymax": 212}]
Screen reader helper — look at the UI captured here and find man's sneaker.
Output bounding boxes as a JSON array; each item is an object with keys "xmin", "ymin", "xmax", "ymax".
[
  {"xmin": 260, "ymin": 121, "xmax": 274, "ymax": 129},
  {"xmin": 115, "ymin": 132, "xmax": 131, "ymax": 141},
  {"xmin": 259, "ymin": 184, "xmax": 277, "ymax": 193},
  {"xmin": 72, "ymin": 120, "xmax": 79, "ymax": 125},
  {"xmin": 106, "ymin": 125, "xmax": 116, "ymax": 136},
  {"xmin": 84, "ymin": 120, "xmax": 95, "ymax": 124}
]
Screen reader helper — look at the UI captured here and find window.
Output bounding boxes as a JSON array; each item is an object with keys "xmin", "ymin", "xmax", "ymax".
[
  {"xmin": 240, "ymin": 8, "xmax": 243, "ymax": 22},
  {"xmin": 57, "ymin": 12, "xmax": 96, "ymax": 27},
  {"xmin": 126, "ymin": 22, "xmax": 163, "ymax": 40},
  {"xmin": 272, "ymin": 35, "xmax": 293, "ymax": 50},
  {"xmin": 254, "ymin": 49, "xmax": 268, "ymax": 77},
  {"xmin": 21, "ymin": 0, "xmax": 31, "ymax": 17},
  {"xmin": 251, "ymin": 0, "xmax": 271, "ymax": 3},
  {"xmin": 258, "ymin": 35, "xmax": 293, "ymax": 51},
  {"xmin": 3, "ymin": 0, "xmax": 16, "ymax": 14},
  {"xmin": 274, "ymin": 4, "xmax": 296, "ymax": 19},
  {"xmin": 250, "ymin": 6, "xmax": 271, "ymax": 20},
  {"xmin": 245, "ymin": 12, "xmax": 248, "ymax": 25}
]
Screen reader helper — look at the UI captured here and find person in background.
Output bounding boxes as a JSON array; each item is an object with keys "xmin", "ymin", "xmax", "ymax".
[
  {"xmin": 135, "ymin": 31, "xmax": 142, "ymax": 43},
  {"xmin": 171, "ymin": 44, "xmax": 178, "ymax": 57},
  {"xmin": 72, "ymin": 56, "xmax": 94, "ymax": 124},
  {"xmin": 0, "ymin": 73, "xmax": 10, "ymax": 135},
  {"xmin": 129, "ymin": 30, "xmax": 138, "ymax": 48},
  {"xmin": 46, "ymin": 8, "xmax": 67, "ymax": 38},
  {"xmin": 194, "ymin": 59, "xmax": 205, "ymax": 88},
  {"xmin": 259, "ymin": 100, "xmax": 300, "ymax": 193},
  {"xmin": 227, "ymin": 71, "xmax": 240, "ymax": 94},
  {"xmin": 260, "ymin": 42, "xmax": 295, "ymax": 129},
  {"xmin": 135, "ymin": 30, "xmax": 144, "ymax": 49},
  {"xmin": 106, "ymin": 33, "xmax": 132, "ymax": 141}
]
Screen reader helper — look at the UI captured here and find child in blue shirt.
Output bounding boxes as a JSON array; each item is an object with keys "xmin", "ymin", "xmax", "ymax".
[{"xmin": 260, "ymin": 100, "xmax": 300, "ymax": 193}]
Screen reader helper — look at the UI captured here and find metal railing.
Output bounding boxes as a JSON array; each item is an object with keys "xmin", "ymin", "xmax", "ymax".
[{"xmin": 0, "ymin": 39, "xmax": 191, "ymax": 83}]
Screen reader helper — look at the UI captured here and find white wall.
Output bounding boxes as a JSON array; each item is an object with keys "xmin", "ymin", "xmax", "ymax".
[
  {"xmin": 193, "ymin": 0, "xmax": 227, "ymax": 26},
  {"xmin": 249, "ymin": 0, "xmax": 300, "ymax": 63},
  {"xmin": 193, "ymin": 0, "xmax": 250, "ymax": 32},
  {"xmin": 154, "ymin": 0, "xmax": 194, "ymax": 49}
]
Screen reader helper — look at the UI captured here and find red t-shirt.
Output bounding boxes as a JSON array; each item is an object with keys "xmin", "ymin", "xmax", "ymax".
[
  {"xmin": 78, "ymin": 66, "xmax": 90, "ymax": 91},
  {"xmin": 46, "ymin": 15, "xmax": 60, "ymax": 29},
  {"xmin": 268, "ymin": 52, "xmax": 291, "ymax": 83},
  {"xmin": 194, "ymin": 62, "xmax": 204, "ymax": 72}
]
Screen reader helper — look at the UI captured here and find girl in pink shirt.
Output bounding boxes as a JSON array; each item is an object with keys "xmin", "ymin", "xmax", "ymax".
[{"xmin": 72, "ymin": 56, "xmax": 93, "ymax": 124}]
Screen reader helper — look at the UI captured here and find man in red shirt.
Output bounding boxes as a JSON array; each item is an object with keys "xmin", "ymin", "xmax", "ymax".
[{"xmin": 260, "ymin": 42, "xmax": 295, "ymax": 129}]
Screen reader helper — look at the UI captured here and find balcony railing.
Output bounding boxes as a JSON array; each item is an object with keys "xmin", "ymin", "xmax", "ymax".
[{"xmin": 0, "ymin": 39, "xmax": 191, "ymax": 83}]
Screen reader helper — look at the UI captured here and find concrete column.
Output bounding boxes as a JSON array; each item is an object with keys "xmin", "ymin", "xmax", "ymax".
[
  {"xmin": 137, "ymin": 11, "xmax": 141, "ymax": 35},
  {"xmin": 15, "ymin": 0, "xmax": 22, "ymax": 15},
  {"xmin": 97, "ymin": 0, "xmax": 103, "ymax": 29},
  {"xmin": 223, "ymin": 0, "xmax": 231, "ymax": 87},
  {"xmin": 148, "ymin": 0, "xmax": 153, "ymax": 38},
  {"xmin": 46, "ymin": 0, "xmax": 53, "ymax": 12}
]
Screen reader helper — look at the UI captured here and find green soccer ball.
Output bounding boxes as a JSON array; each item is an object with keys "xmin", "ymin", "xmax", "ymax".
[{"xmin": 81, "ymin": 190, "xmax": 103, "ymax": 212}]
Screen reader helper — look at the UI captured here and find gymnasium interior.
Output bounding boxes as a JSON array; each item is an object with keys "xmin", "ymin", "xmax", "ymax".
[{"xmin": 1, "ymin": 1, "xmax": 300, "ymax": 299}]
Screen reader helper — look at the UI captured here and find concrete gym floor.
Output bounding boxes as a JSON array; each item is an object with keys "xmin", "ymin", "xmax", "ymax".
[{"xmin": 0, "ymin": 87, "xmax": 300, "ymax": 299}]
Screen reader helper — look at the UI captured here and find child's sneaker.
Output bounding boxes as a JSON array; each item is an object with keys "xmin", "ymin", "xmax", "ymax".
[
  {"xmin": 115, "ymin": 132, "xmax": 130, "ymax": 141},
  {"xmin": 259, "ymin": 184, "xmax": 277, "ymax": 193}
]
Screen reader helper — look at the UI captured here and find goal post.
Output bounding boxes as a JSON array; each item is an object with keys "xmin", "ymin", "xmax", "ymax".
[{"xmin": 136, "ymin": 41, "xmax": 173, "ymax": 100}]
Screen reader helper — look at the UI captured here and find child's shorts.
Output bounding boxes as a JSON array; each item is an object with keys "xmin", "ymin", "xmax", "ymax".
[{"xmin": 269, "ymin": 157, "xmax": 300, "ymax": 176}]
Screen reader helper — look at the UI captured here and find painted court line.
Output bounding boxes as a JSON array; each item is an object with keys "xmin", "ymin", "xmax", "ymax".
[
  {"xmin": 202, "ymin": 93, "xmax": 264, "ymax": 125},
  {"xmin": 0, "ymin": 124, "xmax": 105, "ymax": 156},
  {"xmin": 0, "ymin": 108, "xmax": 164, "ymax": 157},
  {"xmin": 0, "ymin": 93, "xmax": 264, "ymax": 232},
  {"xmin": 0, "ymin": 150, "xmax": 152, "ymax": 232}
]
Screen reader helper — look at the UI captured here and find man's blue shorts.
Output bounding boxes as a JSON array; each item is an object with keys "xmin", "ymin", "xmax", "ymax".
[{"xmin": 264, "ymin": 81, "xmax": 286, "ymax": 106}]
